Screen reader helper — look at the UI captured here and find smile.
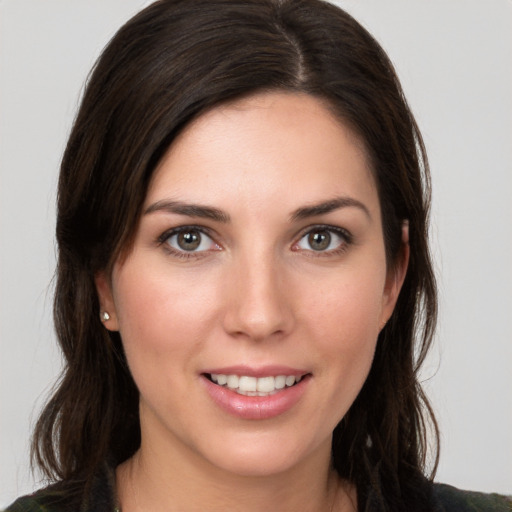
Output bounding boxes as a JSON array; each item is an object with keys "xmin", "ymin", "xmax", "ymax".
[
  {"xmin": 208, "ymin": 374, "xmax": 303, "ymax": 396},
  {"xmin": 202, "ymin": 370, "xmax": 310, "ymax": 419}
]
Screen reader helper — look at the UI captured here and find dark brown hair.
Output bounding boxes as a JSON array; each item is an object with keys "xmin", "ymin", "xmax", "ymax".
[{"xmin": 33, "ymin": 0, "xmax": 438, "ymax": 510}]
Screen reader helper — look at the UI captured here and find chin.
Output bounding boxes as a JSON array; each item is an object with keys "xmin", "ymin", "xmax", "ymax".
[
  {"xmin": 197, "ymin": 430, "xmax": 331, "ymax": 478},
  {"xmin": 209, "ymin": 452, "xmax": 300, "ymax": 478}
]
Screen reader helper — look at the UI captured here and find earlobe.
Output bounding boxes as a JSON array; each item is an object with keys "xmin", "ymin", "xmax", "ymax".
[
  {"xmin": 381, "ymin": 221, "xmax": 410, "ymax": 326},
  {"xmin": 94, "ymin": 271, "xmax": 119, "ymax": 331}
]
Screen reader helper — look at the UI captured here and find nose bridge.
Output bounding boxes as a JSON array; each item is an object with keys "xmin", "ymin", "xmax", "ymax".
[{"xmin": 223, "ymin": 245, "xmax": 293, "ymax": 340}]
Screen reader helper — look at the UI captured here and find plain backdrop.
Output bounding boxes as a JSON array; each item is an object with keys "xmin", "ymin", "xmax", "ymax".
[{"xmin": 1, "ymin": 0, "xmax": 511, "ymax": 506}]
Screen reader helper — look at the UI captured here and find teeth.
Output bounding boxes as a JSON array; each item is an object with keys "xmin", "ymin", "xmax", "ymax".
[
  {"xmin": 257, "ymin": 376, "xmax": 274, "ymax": 393},
  {"xmin": 216, "ymin": 374, "xmax": 227, "ymax": 385},
  {"xmin": 226, "ymin": 375, "xmax": 239, "ymax": 388},
  {"xmin": 274, "ymin": 375, "xmax": 286, "ymax": 389},
  {"xmin": 239, "ymin": 376, "xmax": 257, "ymax": 392},
  {"xmin": 209, "ymin": 374, "xmax": 303, "ymax": 395}
]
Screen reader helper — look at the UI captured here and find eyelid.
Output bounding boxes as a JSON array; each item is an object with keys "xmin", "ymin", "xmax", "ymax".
[
  {"xmin": 157, "ymin": 225, "xmax": 221, "ymax": 256},
  {"xmin": 295, "ymin": 224, "xmax": 352, "ymax": 241},
  {"xmin": 157, "ymin": 224, "xmax": 212, "ymax": 243},
  {"xmin": 292, "ymin": 224, "xmax": 353, "ymax": 253}
]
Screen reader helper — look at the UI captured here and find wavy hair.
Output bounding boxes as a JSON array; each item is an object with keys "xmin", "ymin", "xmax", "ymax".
[{"xmin": 33, "ymin": 1, "xmax": 438, "ymax": 510}]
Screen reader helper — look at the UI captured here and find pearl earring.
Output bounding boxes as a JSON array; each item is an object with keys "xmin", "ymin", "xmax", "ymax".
[{"xmin": 101, "ymin": 311, "xmax": 111, "ymax": 322}]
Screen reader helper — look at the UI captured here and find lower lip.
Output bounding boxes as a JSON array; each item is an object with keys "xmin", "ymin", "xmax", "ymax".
[{"xmin": 201, "ymin": 375, "xmax": 310, "ymax": 420}]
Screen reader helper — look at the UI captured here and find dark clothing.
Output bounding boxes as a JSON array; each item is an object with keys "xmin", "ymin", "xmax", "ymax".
[
  {"xmin": 432, "ymin": 484, "xmax": 511, "ymax": 512},
  {"xmin": 4, "ymin": 463, "xmax": 511, "ymax": 512}
]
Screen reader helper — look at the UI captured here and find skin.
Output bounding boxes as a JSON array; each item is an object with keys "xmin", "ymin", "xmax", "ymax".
[{"xmin": 96, "ymin": 92, "xmax": 409, "ymax": 512}]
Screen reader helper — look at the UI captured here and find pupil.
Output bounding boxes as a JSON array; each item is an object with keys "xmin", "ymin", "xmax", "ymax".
[
  {"xmin": 308, "ymin": 231, "xmax": 330, "ymax": 251},
  {"xmin": 178, "ymin": 230, "xmax": 201, "ymax": 251}
]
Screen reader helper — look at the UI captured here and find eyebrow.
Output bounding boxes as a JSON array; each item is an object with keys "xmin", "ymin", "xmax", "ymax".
[
  {"xmin": 144, "ymin": 200, "xmax": 231, "ymax": 223},
  {"xmin": 290, "ymin": 196, "xmax": 371, "ymax": 221},
  {"xmin": 144, "ymin": 196, "xmax": 370, "ymax": 224}
]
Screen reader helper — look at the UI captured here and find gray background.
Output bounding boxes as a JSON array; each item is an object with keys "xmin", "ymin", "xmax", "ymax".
[{"xmin": 1, "ymin": 0, "xmax": 511, "ymax": 506}]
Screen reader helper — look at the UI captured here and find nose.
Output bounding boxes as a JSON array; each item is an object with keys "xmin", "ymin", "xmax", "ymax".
[{"xmin": 222, "ymin": 252, "xmax": 295, "ymax": 342}]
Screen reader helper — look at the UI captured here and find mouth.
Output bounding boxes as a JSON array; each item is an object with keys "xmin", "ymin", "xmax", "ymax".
[
  {"xmin": 204, "ymin": 373, "xmax": 307, "ymax": 396},
  {"xmin": 201, "ymin": 368, "xmax": 311, "ymax": 419}
]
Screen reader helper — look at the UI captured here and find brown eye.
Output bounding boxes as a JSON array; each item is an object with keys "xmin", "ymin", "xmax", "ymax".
[
  {"xmin": 177, "ymin": 230, "xmax": 201, "ymax": 251},
  {"xmin": 308, "ymin": 230, "xmax": 331, "ymax": 251},
  {"xmin": 295, "ymin": 226, "xmax": 350, "ymax": 253},
  {"xmin": 164, "ymin": 228, "xmax": 219, "ymax": 254}
]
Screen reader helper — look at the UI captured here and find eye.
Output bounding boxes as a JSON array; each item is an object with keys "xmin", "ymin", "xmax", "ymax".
[
  {"xmin": 163, "ymin": 227, "xmax": 219, "ymax": 254},
  {"xmin": 294, "ymin": 226, "xmax": 351, "ymax": 253}
]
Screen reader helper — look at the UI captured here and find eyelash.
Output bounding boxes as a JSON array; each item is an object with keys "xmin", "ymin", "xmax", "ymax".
[
  {"xmin": 293, "ymin": 224, "xmax": 353, "ymax": 258},
  {"xmin": 156, "ymin": 224, "xmax": 353, "ymax": 260},
  {"xmin": 157, "ymin": 225, "xmax": 219, "ymax": 260}
]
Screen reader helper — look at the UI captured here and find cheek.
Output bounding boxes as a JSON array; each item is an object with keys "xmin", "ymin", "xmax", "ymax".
[
  {"xmin": 110, "ymin": 266, "xmax": 225, "ymax": 426},
  {"xmin": 304, "ymin": 265, "xmax": 385, "ymax": 338},
  {"xmin": 300, "ymin": 265, "xmax": 385, "ymax": 384},
  {"xmin": 112, "ymin": 266, "xmax": 220, "ymax": 364}
]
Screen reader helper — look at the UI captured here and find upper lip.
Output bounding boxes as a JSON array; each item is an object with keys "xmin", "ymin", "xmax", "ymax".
[{"xmin": 201, "ymin": 365, "xmax": 310, "ymax": 378}]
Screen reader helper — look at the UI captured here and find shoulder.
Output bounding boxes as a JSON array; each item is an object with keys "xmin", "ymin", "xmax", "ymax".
[
  {"xmin": 432, "ymin": 483, "xmax": 512, "ymax": 512},
  {"xmin": 3, "ymin": 496, "xmax": 42, "ymax": 512},
  {"xmin": 3, "ymin": 486, "xmax": 71, "ymax": 512},
  {"xmin": 3, "ymin": 462, "xmax": 117, "ymax": 512}
]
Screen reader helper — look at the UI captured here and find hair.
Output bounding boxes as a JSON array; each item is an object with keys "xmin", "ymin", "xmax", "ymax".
[{"xmin": 33, "ymin": 0, "xmax": 438, "ymax": 510}]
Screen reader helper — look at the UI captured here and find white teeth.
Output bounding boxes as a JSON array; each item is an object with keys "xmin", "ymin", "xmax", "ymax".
[
  {"xmin": 238, "ymin": 376, "xmax": 257, "ymax": 392},
  {"xmin": 216, "ymin": 374, "xmax": 227, "ymax": 385},
  {"xmin": 209, "ymin": 373, "xmax": 304, "ymax": 395},
  {"xmin": 274, "ymin": 375, "xmax": 286, "ymax": 389},
  {"xmin": 256, "ymin": 376, "xmax": 275, "ymax": 393},
  {"xmin": 226, "ymin": 375, "xmax": 239, "ymax": 388}
]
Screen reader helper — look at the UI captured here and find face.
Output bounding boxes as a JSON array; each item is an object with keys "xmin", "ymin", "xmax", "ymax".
[{"xmin": 97, "ymin": 92, "xmax": 407, "ymax": 478}]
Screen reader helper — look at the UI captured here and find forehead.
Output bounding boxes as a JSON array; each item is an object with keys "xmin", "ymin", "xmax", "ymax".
[{"xmin": 146, "ymin": 92, "xmax": 378, "ymax": 216}]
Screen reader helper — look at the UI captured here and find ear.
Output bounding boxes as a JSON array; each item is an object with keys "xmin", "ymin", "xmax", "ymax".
[
  {"xmin": 94, "ymin": 271, "xmax": 119, "ymax": 331},
  {"xmin": 380, "ymin": 221, "xmax": 410, "ymax": 329}
]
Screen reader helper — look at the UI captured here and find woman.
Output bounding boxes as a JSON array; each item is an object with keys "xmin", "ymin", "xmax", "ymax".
[{"xmin": 5, "ymin": 0, "xmax": 511, "ymax": 511}]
